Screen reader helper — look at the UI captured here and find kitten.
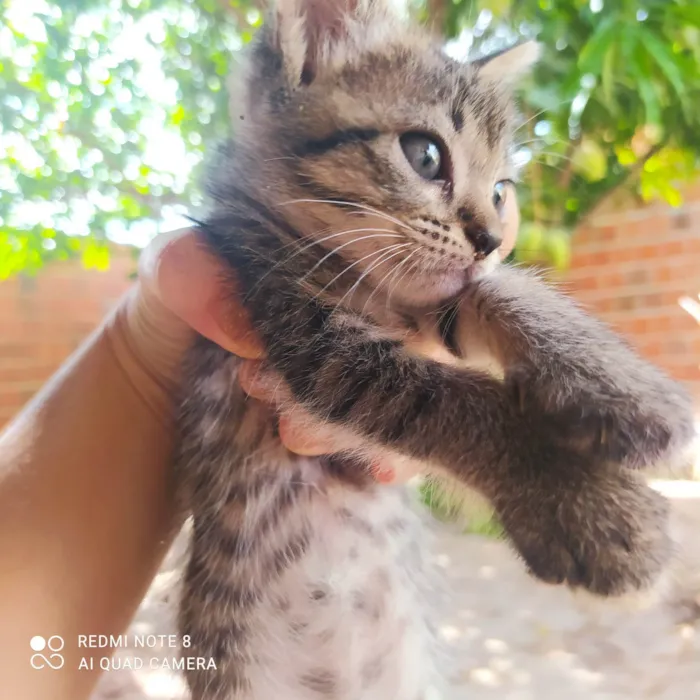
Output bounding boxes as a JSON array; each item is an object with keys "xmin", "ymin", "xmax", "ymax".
[{"xmin": 175, "ymin": 0, "xmax": 695, "ymax": 698}]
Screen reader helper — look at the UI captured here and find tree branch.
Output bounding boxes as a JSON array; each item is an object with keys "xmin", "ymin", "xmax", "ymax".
[{"xmin": 577, "ymin": 142, "xmax": 665, "ymax": 226}]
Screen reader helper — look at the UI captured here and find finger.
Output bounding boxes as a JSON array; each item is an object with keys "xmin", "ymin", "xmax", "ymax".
[
  {"xmin": 143, "ymin": 228, "xmax": 264, "ymax": 359},
  {"xmin": 239, "ymin": 365, "xmax": 371, "ymax": 459},
  {"xmin": 278, "ymin": 412, "xmax": 346, "ymax": 456},
  {"xmin": 279, "ymin": 411, "xmax": 406, "ymax": 485},
  {"xmin": 238, "ymin": 360, "xmax": 289, "ymax": 405},
  {"xmin": 369, "ymin": 460, "xmax": 397, "ymax": 484}
]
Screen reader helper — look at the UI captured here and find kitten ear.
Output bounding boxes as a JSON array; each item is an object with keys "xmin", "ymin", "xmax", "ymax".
[
  {"xmin": 267, "ymin": 0, "xmax": 385, "ymax": 86},
  {"xmin": 474, "ymin": 40, "xmax": 541, "ymax": 84}
]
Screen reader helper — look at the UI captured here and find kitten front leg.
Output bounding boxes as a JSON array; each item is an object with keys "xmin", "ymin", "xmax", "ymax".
[
  {"xmin": 458, "ymin": 264, "xmax": 695, "ymax": 468},
  {"xmin": 251, "ymin": 307, "xmax": 672, "ymax": 596},
  {"xmin": 261, "ymin": 314, "xmax": 517, "ymax": 474}
]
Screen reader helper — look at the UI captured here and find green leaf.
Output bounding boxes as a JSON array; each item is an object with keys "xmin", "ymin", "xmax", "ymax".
[
  {"xmin": 572, "ymin": 139, "xmax": 608, "ymax": 182},
  {"xmin": 578, "ymin": 16, "xmax": 620, "ymax": 76},
  {"xmin": 615, "ymin": 145, "xmax": 637, "ymax": 167},
  {"xmin": 480, "ymin": 0, "xmax": 512, "ymax": 16},
  {"xmin": 119, "ymin": 195, "xmax": 143, "ymax": 219},
  {"xmin": 543, "ymin": 228, "xmax": 572, "ymax": 271},
  {"xmin": 629, "ymin": 47, "xmax": 662, "ymax": 125},
  {"xmin": 82, "ymin": 241, "xmax": 110, "ymax": 271},
  {"xmin": 172, "ymin": 104, "xmax": 186, "ymax": 126},
  {"xmin": 638, "ymin": 26, "xmax": 688, "ymax": 107},
  {"xmin": 600, "ymin": 39, "xmax": 617, "ymax": 112}
]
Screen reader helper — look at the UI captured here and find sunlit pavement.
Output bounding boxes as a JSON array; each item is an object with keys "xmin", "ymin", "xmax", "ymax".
[{"xmin": 92, "ymin": 480, "xmax": 700, "ymax": 700}]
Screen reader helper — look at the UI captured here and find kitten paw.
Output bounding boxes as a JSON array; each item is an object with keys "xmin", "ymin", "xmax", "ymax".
[
  {"xmin": 506, "ymin": 366, "xmax": 695, "ymax": 468},
  {"xmin": 496, "ymin": 465, "xmax": 671, "ymax": 596}
]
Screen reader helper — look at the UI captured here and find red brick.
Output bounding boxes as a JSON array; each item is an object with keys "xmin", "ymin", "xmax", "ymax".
[
  {"xmin": 641, "ymin": 340, "xmax": 662, "ymax": 357},
  {"xmin": 570, "ymin": 276, "xmax": 598, "ymax": 291},
  {"xmin": 636, "ymin": 215, "xmax": 670, "ymax": 237},
  {"xmin": 567, "ymin": 184, "xmax": 700, "ymax": 405},
  {"xmin": 0, "ymin": 246, "xmax": 133, "ymax": 429},
  {"xmin": 600, "ymin": 226, "xmax": 616, "ymax": 242},
  {"xmin": 669, "ymin": 364, "xmax": 700, "ymax": 382},
  {"xmin": 0, "ymin": 365, "xmax": 57, "ymax": 384},
  {"xmin": 655, "ymin": 266, "xmax": 674, "ymax": 284}
]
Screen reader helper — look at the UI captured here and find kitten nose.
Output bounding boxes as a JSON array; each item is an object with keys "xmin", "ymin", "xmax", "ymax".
[
  {"xmin": 457, "ymin": 207, "xmax": 501, "ymax": 258},
  {"xmin": 462, "ymin": 226, "xmax": 500, "ymax": 258}
]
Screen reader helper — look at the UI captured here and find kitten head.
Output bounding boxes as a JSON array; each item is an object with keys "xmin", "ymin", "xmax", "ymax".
[{"xmin": 229, "ymin": 0, "xmax": 538, "ymax": 309}]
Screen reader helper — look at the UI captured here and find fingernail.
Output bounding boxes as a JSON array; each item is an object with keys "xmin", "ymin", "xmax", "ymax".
[
  {"xmin": 208, "ymin": 294, "xmax": 264, "ymax": 359},
  {"xmin": 238, "ymin": 361, "xmax": 273, "ymax": 399}
]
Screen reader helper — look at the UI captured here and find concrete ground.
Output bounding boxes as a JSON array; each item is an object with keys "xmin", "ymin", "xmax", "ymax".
[{"xmin": 91, "ymin": 480, "xmax": 700, "ymax": 700}]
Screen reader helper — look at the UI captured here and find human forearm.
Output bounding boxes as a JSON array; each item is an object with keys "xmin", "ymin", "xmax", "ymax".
[
  {"xmin": 0, "ymin": 228, "xmax": 368, "ymax": 699},
  {"xmin": 0, "ymin": 286, "xmax": 187, "ymax": 699}
]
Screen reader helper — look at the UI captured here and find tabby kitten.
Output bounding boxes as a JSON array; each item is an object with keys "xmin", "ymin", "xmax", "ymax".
[{"xmin": 175, "ymin": 1, "xmax": 695, "ymax": 698}]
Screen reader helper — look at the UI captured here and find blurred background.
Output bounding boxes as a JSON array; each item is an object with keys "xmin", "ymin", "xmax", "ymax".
[{"xmin": 3, "ymin": 2, "xmax": 700, "ymax": 698}]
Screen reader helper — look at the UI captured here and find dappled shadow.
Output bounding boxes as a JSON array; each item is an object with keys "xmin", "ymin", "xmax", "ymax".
[
  {"xmin": 91, "ymin": 483, "xmax": 700, "ymax": 700},
  {"xmin": 437, "ymin": 480, "xmax": 700, "ymax": 699}
]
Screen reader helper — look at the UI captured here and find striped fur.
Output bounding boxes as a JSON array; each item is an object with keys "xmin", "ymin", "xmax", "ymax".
[
  {"xmin": 178, "ymin": 341, "xmax": 445, "ymax": 699},
  {"xmin": 175, "ymin": 1, "xmax": 694, "ymax": 697}
]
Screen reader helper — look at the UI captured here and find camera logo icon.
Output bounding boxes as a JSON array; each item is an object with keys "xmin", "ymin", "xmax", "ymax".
[{"xmin": 30, "ymin": 635, "xmax": 65, "ymax": 670}]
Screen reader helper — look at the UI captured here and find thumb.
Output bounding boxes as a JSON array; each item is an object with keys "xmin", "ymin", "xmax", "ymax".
[{"xmin": 141, "ymin": 228, "xmax": 264, "ymax": 359}]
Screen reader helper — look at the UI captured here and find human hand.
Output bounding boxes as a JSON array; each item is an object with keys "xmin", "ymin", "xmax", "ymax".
[{"xmin": 133, "ymin": 228, "xmax": 404, "ymax": 481}]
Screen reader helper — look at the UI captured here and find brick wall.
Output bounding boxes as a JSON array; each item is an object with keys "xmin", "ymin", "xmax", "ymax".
[
  {"xmin": 0, "ymin": 248, "xmax": 135, "ymax": 428},
  {"xmin": 566, "ymin": 183, "xmax": 700, "ymax": 401}
]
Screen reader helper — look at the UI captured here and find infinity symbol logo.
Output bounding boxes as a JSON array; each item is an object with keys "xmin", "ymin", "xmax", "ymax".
[{"xmin": 30, "ymin": 635, "xmax": 65, "ymax": 670}]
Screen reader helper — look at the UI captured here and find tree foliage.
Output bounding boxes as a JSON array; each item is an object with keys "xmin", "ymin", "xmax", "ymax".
[
  {"xmin": 1, "ymin": 0, "xmax": 699, "ymax": 276},
  {"xmin": 1, "ymin": 0, "xmax": 251, "ymax": 275},
  {"xmin": 453, "ymin": 0, "xmax": 700, "ymax": 266}
]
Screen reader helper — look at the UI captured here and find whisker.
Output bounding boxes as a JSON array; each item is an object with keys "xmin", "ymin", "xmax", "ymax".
[
  {"xmin": 534, "ymin": 151, "xmax": 576, "ymax": 163},
  {"xmin": 513, "ymin": 138, "xmax": 545, "ymax": 148},
  {"xmin": 289, "ymin": 245, "xmax": 408, "ymax": 334},
  {"xmin": 515, "ymin": 137, "xmax": 573, "ymax": 150},
  {"xmin": 513, "ymin": 108, "xmax": 550, "ymax": 133},
  {"xmin": 352, "ymin": 246, "xmax": 417, "ymax": 314},
  {"xmin": 312, "ymin": 243, "xmax": 411, "ymax": 303},
  {"xmin": 439, "ymin": 300, "xmax": 461, "ymax": 347},
  {"xmin": 300, "ymin": 233, "xmax": 405, "ymax": 283},
  {"xmin": 391, "ymin": 256, "xmax": 424, "ymax": 311},
  {"xmin": 244, "ymin": 228, "xmax": 403, "ymax": 300},
  {"xmin": 272, "ymin": 223, "xmax": 399, "ymax": 259},
  {"xmin": 513, "ymin": 98, "xmax": 575, "ymax": 133},
  {"xmin": 330, "ymin": 244, "xmax": 414, "ymax": 312},
  {"xmin": 345, "ymin": 209, "xmax": 416, "ymax": 231},
  {"xmin": 385, "ymin": 251, "xmax": 422, "ymax": 308},
  {"xmin": 363, "ymin": 248, "xmax": 420, "ymax": 316},
  {"xmin": 380, "ymin": 253, "xmax": 414, "ymax": 305},
  {"xmin": 277, "ymin": 198, "xmax": 415, "ymax": 233},
  {"xmin": 527, "ymin": 158, "xmax": 568, "ymax": 173}
]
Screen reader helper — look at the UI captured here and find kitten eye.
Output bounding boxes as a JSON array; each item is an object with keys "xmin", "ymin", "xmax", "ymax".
[
  {"xmin": 492, "ymin": 180, "xmax": 509, "ymax": 211},
  {"xmin": 400, "ymin": 133, "xmax": 444, "ymax": 181}
]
